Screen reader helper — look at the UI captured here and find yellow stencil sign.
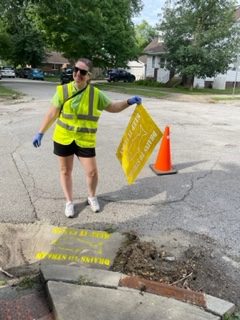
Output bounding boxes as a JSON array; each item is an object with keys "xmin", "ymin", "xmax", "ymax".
[{"xmin": 116, "ymin": 104, "xmax": 162, "ymax": 184}]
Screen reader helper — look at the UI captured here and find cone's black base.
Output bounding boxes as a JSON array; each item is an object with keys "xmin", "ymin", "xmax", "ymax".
[{"xmin": 149, "ymin": 164, "xmax": 178, "ymax": 176}]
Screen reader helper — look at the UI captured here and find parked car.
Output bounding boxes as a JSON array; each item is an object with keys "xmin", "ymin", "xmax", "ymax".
[
  {"xmin": 1, "ymin": 67, "xmax": 16, "ymax": 78},
  {"xmin": 60, "ymin": 67, "xmax": 73, "ymax": 84},
  {"xmin": 107, "ymin": 69, "xmax": 135, "ymax": 83},
  {"xmin": 28, "ymin": 68, "xmax": 44, "ymax": 80},
  {"xmin": 16, "ymin": 67, "xmax": 32, "ymax": 78}
]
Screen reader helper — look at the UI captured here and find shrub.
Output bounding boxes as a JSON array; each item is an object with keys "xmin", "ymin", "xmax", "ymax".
[{"xmin": 135, "ymin": 79, "xmax": 164, "ymax": 87}]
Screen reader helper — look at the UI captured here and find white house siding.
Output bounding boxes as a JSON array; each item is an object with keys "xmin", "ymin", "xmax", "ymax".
[
  {"xmin": 212, "ymin": 75, "xmax": 227, "ymax": 90},
  {"xmin": 126, "ymin": 61, "xmax": 145, "ymax": 80},
  {"xmin": 146, "ymin": 56, "xmax": 155, "ymax": 77},
  {"xmin": 193, "ymin": 78, "xmax": 205, "ymax": 88},
  {"xmin": 145, "ymin": 56, "xmax": 170, "ymax": 83},
  {"xmin": 157, "ymin": 68, "xmax": 170, "ymax": 83},
  {"xmin": 194, "ymin": 76, "xmax": 226, "ymax": 90},
  {"xmin": 194, "ymin": 63, "xmax": 240, "ymax": 90}
]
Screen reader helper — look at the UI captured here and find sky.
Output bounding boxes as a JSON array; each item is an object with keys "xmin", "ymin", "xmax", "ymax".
[
  {"xmin": 132, "ymin": 0, "xmax": 167, "ymax": 26},
  {"xmin": 133, "ymin": 0, "xmax": 240, "ymax": 26}
]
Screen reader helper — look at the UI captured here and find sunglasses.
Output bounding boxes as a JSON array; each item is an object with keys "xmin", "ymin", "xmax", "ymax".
[{"xmin": 73, "ymin": 66, "xmax": 88, "ymax": 76}]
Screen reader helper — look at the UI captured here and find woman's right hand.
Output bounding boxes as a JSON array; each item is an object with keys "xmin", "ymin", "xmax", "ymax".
[{"xmin": 33, "ymin": 133, "xmax": 44, "ymax": 147}]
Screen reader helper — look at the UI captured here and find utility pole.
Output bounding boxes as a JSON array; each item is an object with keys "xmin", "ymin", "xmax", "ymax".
[{"xmin": 232, "ymin": 54, "xmax": 239, "ymax": 95}]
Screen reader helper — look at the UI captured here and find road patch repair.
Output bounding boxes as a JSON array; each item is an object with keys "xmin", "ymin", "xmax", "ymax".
[{"xmin": 0, "ymin": 223, "xmax": 237, "ymax": 319}]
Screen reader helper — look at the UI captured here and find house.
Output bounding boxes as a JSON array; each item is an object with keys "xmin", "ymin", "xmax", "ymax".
[
  {"xmin": 143, "ymin": 36, "xmax": 170, "ymax": 83},
  {"xmin": 125, "ymin": 60, "xmax": 145, "ymax": 80},
  {"xmin": 42, "ymin": 51, "xmax": 71, "ymax": 73},
  {"xmin": 143, "ymin": 6, "xmax": 240, "ymax": 89}
]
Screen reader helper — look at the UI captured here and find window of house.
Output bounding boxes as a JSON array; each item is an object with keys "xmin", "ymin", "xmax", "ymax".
[
  {"xmin": 152, "ymin": 56, "xmax": 155, "ymax": 68},
  {"xmin": 160, "ymin": 58, "xmax": 165, "ymax": 68}
]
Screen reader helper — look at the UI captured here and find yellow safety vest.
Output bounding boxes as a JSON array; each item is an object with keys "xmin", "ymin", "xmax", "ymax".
[{"xmin": 53, "ymin": 83, "xmax": 101, "ymax": 147}]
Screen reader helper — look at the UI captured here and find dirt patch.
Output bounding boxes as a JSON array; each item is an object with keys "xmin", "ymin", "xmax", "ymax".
[{"xmin": 111, "ymin": 232, "xmax": 240, "ymax": 310}]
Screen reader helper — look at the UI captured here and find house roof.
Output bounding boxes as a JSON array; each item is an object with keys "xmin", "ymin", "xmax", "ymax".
[
  {"xmin": 143, "ymin": 6, "xmax": 240, "ymax": 56},
  {"xmin": 139, "ymin": 55, "xmax": 147, "ymax": 64},
  {"xmin": 44, "ymin": 51, "xmax": 70, "ymax": 64},
  {"xmin": 143, "ymin": 37, "xmax": 167, "ymax": 55},
  {"xmin": 127, "ymin": 60, "xmax": 145, "ymax": 67},
  {"xmin": 235, "ymin": 5, "xmax": 240, "ymax": 20}
]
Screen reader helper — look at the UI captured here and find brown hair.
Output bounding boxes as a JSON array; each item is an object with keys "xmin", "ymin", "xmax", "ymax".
[{"xmin": 76, "ymin": 58, "xmax": 93, "ymax": 72}]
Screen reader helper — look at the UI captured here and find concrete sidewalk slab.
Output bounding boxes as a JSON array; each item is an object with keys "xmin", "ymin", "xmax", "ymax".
[
  {"xmin": 35, "ymin": 227, "xmax": 125, "ymax": 270},
  {"xmin": 0, "ymin": 223, "xmax": 125, "ymax": 270},
  {"xmin": 41, "ymin": 264, "xmax": 235, "ymax": 319},
  {"xmin": 47, "ymin": 281, "xmax": 220, "ymax": 320},
  {"xmin": 41, "ymin": 264, "xmax": 122, "ymax": 288}
]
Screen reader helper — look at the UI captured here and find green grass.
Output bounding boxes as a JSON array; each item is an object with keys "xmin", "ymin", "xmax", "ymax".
[
  {"xmin": 224, "ymin": 313, "xmax": 240, "ymax": 320},
  {"xmin": 0, "ymin": 280, "xmax": 7, "ymax": 286},
  {"xmin": 17, "ymin": 276, "xmax": 38, "ymax": 289},
  {"xmin": 94, "ymin": 82, "xmax": 167, "ymax": 98},
  {"xmin": 94, "ymin": 81, "xmax": 240, "ymax": 98},
  {"xmin": 0, "ymin": 84, "xmax": 24, "ymax": 100},
  {"xmin": 1, "ymin": 79, "xmax": 240, "ymax": 101},
  {"xmin": 211, "ymin": 96, "xmax": 240, "ymax": 101},
  {"xmin": 0, "ymin": 84, "xmax": 22, "ymax": 98},
  {"xmin": 44, "ymin": 76, "xmax": 60, "ymax": 82}
]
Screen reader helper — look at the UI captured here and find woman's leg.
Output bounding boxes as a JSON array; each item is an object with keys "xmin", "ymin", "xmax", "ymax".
[
  {"xmin": 58, "ymin": 155, "xmax": 74, "ymax": 202},
  {"xmin": 78, "ymin": 156, "xmax": 98, "ymax": 197}
]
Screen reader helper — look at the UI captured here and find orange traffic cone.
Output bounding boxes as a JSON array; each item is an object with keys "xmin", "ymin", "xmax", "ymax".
[{"xmin": 150, "ymin": 126, "xmax": 177, "ymax": 175}]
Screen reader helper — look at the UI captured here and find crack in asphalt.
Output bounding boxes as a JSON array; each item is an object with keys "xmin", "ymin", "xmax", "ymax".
[
  {"xmin": 11, "ymin": 151, "xmax": 39, "ymax": 220},
  {"xmin": 166, "ymin": 160, "xmax": 220, "ymax": 210}
]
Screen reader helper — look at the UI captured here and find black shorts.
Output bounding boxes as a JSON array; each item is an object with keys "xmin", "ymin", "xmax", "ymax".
[{"xmin": 53, "ymin": 141, "xmax": 96, "ymax": 158}]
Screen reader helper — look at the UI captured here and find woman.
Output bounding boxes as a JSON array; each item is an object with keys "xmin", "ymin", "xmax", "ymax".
[{"xmin": 33, "ymin": 58, "xmax": 141, "ymax": 217}]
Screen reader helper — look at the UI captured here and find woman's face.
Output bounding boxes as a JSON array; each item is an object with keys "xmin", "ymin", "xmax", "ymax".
[{"xmin": 73, "ymin": 61, "xmax": 90, "ymax": 87}]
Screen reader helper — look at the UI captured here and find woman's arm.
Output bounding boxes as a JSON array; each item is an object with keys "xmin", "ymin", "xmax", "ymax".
[
  {"xmin": 105, "ymin": 100, "xmax": 129, "ymax": 113},
  {"xmin": 38, "ymin": 105, "xmax": 60, "ymax": 133},
  {"xmin": 105, "ymin": 96, "xmax": 142, "ymax": 113}
]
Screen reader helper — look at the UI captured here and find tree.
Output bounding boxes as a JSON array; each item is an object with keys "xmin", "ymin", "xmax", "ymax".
[
  {"xmin": 160, "ymin": 0, "xmax": 240, "ymax": 86},
  {"xmin": 0, "ymin": 0, "xmax": 46, "ymax": 67},
  {"xmin": 0, "ymin": 19, "xmax": 13, "ymax": 62},
  {"xmin": 33, "ymin": 0, "xmax": 142, "ymax": 67},
  {"xmin": 0, "ymin": 0, "xmax": 143, "ymax": 68},
  {"xmin": 135, "ymin": 20, "xmax": 158, "ymax": 51}
]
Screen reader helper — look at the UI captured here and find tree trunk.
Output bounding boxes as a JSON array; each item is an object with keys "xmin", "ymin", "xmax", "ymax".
[
  {"xmin": 181, "ymin": 75, "xmax": 194, "ymax": 88},
  {"xmin": 169, "ymin": 68, "xmax": 175, "ymax": 80}
]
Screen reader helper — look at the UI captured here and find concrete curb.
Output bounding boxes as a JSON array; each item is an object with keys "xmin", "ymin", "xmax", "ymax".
[
  {"xmin": 119, "ymin": 275, "xmax": 236, "ymax": 318},
  {"xmin": 40, "ymin": 264, "xmax": 235, "ymax": 318},
  {"xmin": 119, "ymin": 275, "xmax": 206, "ymax": 307},
  {"xmin": 40, "ymin": 264, "xmax": 122, "ymax": 289}
]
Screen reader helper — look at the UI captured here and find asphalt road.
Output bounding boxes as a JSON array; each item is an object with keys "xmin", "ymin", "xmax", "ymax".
[{"xmin": 1, "ymin": 78, "xmax": 240, "ymax": 261}]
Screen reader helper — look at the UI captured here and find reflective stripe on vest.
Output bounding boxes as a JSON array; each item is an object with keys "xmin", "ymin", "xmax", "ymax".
[
  {"xmin": 61, "ymin": 112, "xmax": 99, "ymax": 121},
  {"xmin": 56, "ymin": 119, "xmax": 97, "ymax": 133},
  {"xmin": 53, "ymin": 83, "xmax": 101, "ymax": 147},
  {"xmin": 63, "ymin": 84, "xmax": 68, "ymax": 102},
  {"xmin": 60, "ymin": 85, "xmax": 99, "ymax": 122}
]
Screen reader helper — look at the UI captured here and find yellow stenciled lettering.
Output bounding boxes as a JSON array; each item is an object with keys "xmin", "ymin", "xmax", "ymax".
[
  {"xmin": 79, "ymin": 230, "xmax": 89, "ymax": 237},
  {"xmin": 35, "ymin": 252, "xmax": 48, "ymax": 260},
  {"xmin": 104, "ymin": 259, "xmax": 111, "ymax": 266},
  {"xmin": 131, "ymin": 113, "xmax": 140, "ymax": 131},
  {"xmin": 52, "ymin": 227, "xmax": 65, "ymax": 234},
  {"xmin": 65, "ymin": 228, "xmax": 78, "ymax": 236},
  {"xmin": 80, "ymin": 255, "xmax": 111, "ymax": 266},
  {"xmin": 67, "ymin": 255, "xmax": 79, "ymax": 261},
  {"xmin": 81, "ymin": 256, "xmax": 91, "ymax": 263},
  {"xmin": 91, "ymin": 231, "xmax": 111, "ymax": 240}
]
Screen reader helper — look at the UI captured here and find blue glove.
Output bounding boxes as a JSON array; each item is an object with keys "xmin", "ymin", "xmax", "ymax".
[
  {"xmin": 33, "ymin": 133, "xmax": 44, "ymax": 148},
  {"xmin": 127, "ymin": 96, "xmax": 142, "ymax": 105}
]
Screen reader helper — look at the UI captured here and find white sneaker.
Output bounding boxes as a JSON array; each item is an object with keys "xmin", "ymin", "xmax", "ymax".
[
  {"xmin": 65, "ymin": 202, "xmax": 74, "ymax": 218},
  {"xmin": 87, "ymin": 196, "xmax": 100, "ymax": 213}
]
